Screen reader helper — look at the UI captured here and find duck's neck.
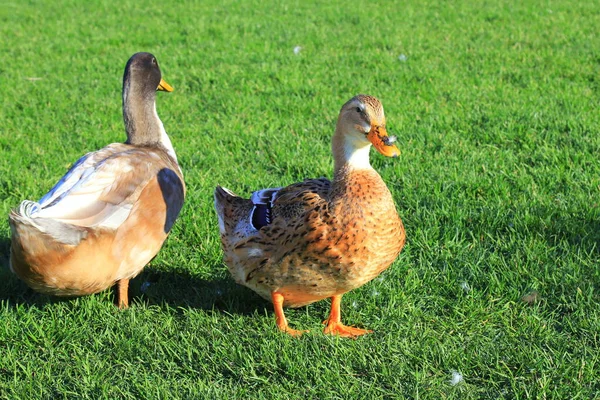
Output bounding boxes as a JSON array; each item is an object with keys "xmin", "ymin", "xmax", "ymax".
[
  {"xmin": 332, "ymin": 125, "xmax": 373, "ymax": 179},
  {"xmin": 330, "ymin": 125, "xmax": 387, "ymax": 206},
  {"xmin": 123, "ymin": 82, "xmax": 162, "ymax": 145},
  {"xmin": 122, "ymin": 84, "xmax": 177, "ymax": 162}
]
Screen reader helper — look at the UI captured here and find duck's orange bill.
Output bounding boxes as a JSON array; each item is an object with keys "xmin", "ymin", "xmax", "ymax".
[
  {"xmin": 157, "ymin": 78, "xmax": 173, "ymax": 92},
  {"xmin": 367, "ymin": 125, "xmax": 400, "ymax": 157}
]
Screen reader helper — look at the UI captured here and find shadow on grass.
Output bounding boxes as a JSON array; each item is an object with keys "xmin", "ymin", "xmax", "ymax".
[
  {"xmin": 0, "ymin": 235, "xmax": 59, "ymax": 308},
  {"xmin": 0, "ymin": 242, "xmax": 270, "ymax": 317},
  {"xmin": 0, "ymin": 237, "xmax": 9, "ymax": 265},
  {"xmin": 532, "ymin": 206, "xmax": 600, "ymax": 255},
  {"xmin": 129, "ymin": 267, "xmax": 271, "ymax": 315}
]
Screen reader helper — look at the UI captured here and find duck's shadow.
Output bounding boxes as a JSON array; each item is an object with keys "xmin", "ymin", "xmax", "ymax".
[
  {"xmin": 0, "ymin": 238, "xmax": 269, "ymax": 315},
  {"xmin": 128, "ymin": 267, "xmax": 270, "ymax": 315},
  {"xmin": 532, "ymin": 206, "xmax": 600, "ymax": 256},
  {"xmin": 0, "ymin": 237, "xmax": 51, "ymax": 307}
]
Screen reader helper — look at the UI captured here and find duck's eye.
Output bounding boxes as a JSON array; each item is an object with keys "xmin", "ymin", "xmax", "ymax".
[
  {"xmin": 356, "ymin": 107, "xmax": 362, "ymax": 113},
  {"xmin": 151, "ymin": 58, "xmax": 157, "ymax": 65}
]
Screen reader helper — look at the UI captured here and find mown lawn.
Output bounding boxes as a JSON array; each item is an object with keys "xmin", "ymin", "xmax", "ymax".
[{"xmin": 1, "ymin": 0, "xmax": 599, "ymax": 398}]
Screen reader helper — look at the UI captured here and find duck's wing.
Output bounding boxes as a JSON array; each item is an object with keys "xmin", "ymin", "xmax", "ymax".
[
  {"xmin": 226, "ymin": 178, "xmax": 335, "ymax": 287},
  {"xmin": 248, "ymin": 187, "xmax": 281, "ymax": 230},
  {"xmin": 269, "ymin": 178, "xmax": 331, "ymax": 222},
  {"xmin": 237, "ymin": 177, "xmax": 331, "ymax": 230},
  {"xmin": 229, "ymin": 177, "xmax": 331, "ymax": 250},
  {"xmin": 31, "ymin": 143, "xmax": 162, "ymax": 229}
]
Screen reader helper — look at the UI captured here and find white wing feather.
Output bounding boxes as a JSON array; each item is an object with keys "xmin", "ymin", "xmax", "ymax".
[{"xmin": 31, "ymin": 145, "xmax": 148, "ymax": 230}]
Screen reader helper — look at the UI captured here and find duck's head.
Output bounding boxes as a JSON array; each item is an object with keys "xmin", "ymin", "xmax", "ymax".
[
  {"xmin": 123, "ymin": 52, "xmax": 173, "ymax": 100},
  {"xmin": 335, "ymin": 95, "xmax": 400, "ymax": 163},
  {"xmin": 122, "ymin": 52, "xmax": 174, "ymax": 146}
]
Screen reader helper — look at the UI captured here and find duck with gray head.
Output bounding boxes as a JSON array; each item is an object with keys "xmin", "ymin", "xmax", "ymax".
[{"xmin": 9, "ymin": 52, "xmax": 185, "ymax": 308}]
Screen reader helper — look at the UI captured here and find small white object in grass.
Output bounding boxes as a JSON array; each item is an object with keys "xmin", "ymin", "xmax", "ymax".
[
  {"xmin": 293, "ymin": 46, "xmax": 302, "ymax": 55},
  {"xmin": 398, "ymin": 54, "xmax": 407, "ymax": 62},
  {"xmin": 372, "ymin": 289, "xmax": 380, "ymax": 297},
  {"xmin": 460, "ymin": 281, "xmax": 470, "ymax": 292},
  {"xmin": 140, "ymin": 281, "xmax": 151, "ymax": 293},
  {"xmin": 376, "ymin": 275, "xmax": 385, "ymax": 282},
  {"xmin": 450, "ymin": 370, "xmax": 464, "ymax": 386},
  {"xmin": 25, "ymin": 77, "xmax": 43, "ymax": 81},
  {"xmin": 215, "ymin": 288, "xmax": 223, "ymax": 296},
  {"xmin": 351, "ymin": 300, "xmax": 358, "ymax": 309}
]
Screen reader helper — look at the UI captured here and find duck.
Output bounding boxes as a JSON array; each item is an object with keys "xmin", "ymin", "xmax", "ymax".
[
  {"xmin": 214, "ymin": 94, "xmax": 405, "ymax": 337},
  {"xmin": 9, "ymin": 52, "xmax": 185, "ymax": 308}
]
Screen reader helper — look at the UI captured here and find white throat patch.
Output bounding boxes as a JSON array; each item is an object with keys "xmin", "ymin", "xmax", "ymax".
[
  {"xmin": 344, "ymin": 136, "xmax": 372, "ymax": 170},
  {"xmin": 154, "ymin": 103, "xmax": 178, "ymax": 164}
]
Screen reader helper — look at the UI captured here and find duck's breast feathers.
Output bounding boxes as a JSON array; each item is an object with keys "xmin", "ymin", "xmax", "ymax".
[{"xmin": 30, "ymin": 143, "xmax": 184, "ymax": 230}]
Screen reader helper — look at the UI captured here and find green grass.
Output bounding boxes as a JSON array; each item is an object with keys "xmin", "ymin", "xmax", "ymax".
[{"xmin": 1, "ymin": 0, "xmax": 599, "ymax": 398}]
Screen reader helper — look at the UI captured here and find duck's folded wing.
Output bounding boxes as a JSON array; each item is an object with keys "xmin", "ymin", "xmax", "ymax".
[
  {"xmin": 269, "ymin": 178, "xmax": 331, "ymax": 216},
  {"xmin": 234, "ymin": 178, "xmax": 332, "ymax": 235},
  {"xmin": 33, "ymin": 145, "xmax": 156, "ymax": 229},
  {"xmin": 231, "ymin": 178, "xmax": 333, "ymax": 262}
]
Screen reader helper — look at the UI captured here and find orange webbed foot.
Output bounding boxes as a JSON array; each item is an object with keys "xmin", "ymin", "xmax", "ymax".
[
  {"xmin": 323, "ymin": 320, "xmax": 372, "ymax": 338},
  {"xmin": 272, "ymin": 292, "xmax": 308, "ymax": 338},
  {"xmin": 323, "ymin": 294, "xmax": 372, "ymax": 338},
  {"xmin": 278, "ymin": 326, "xmax": 309, "ymax": 337}
]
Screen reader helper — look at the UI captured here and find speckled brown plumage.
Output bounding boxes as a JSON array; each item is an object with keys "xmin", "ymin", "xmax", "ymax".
[{"xmin": 215, "ymin": 95, "xmax": 405, "ymax": 337}]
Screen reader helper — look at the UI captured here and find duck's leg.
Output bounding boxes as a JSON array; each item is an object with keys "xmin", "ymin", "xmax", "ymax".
[
  {"xmin": 323, "ymin": 294, "xmax": 372, "ymax": 338},
  {"xmin": 271, "ymin": 292, "xmax": 307, "ymax": 337},
  {"xmin": 117, "ymin": 279, "xmax": 130, "ymax": 309}
]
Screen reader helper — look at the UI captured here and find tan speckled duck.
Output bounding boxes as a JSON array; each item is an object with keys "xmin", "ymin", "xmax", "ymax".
[
  {"xmin": 214, "ymin": 95, "xmax": 405, "ymax": 337},
  {"xmin": 9, "ymin": 52, "xmax": 185, "ymax": 308}
]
